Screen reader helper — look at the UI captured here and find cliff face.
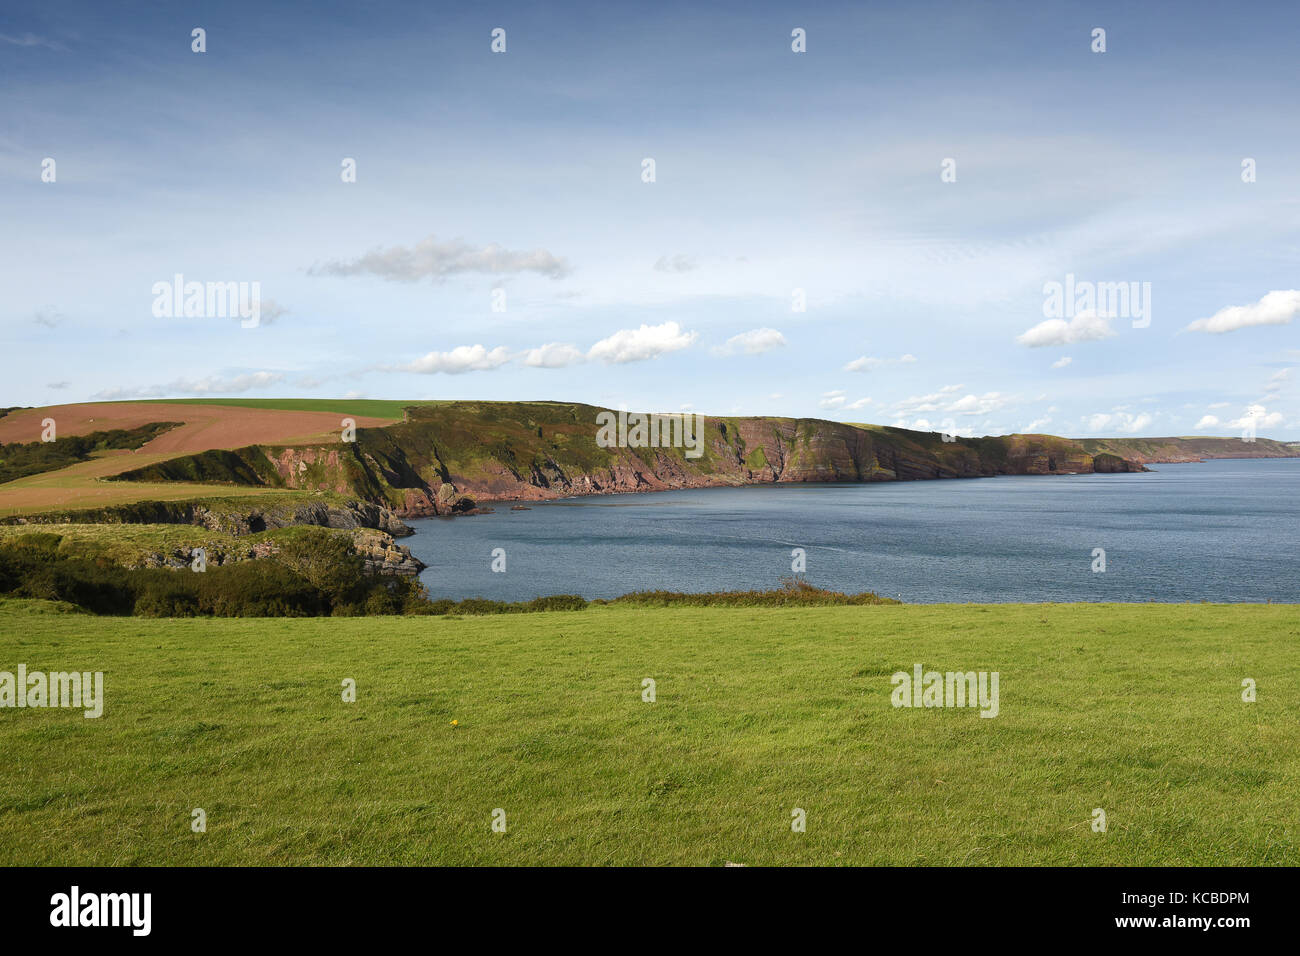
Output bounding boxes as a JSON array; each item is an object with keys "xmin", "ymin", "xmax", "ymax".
[
  {"xmin": 106, "ymin": 402, "xmax": 1148, "ymax": 517},
  {"xmin": 1074, "ymin": 436, "xmax": 1300, "ymax": 464}
]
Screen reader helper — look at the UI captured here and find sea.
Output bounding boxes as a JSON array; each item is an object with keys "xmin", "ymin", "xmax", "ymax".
[{"xmin": 405, "ymin": 458, "xmax": 1300, "ymax": 603}]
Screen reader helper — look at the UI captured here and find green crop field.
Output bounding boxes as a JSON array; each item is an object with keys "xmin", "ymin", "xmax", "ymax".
[
  {"xmin": 1, "ymin": 601, "xmax": 1296, "ymax": 866},
  {"xmin": 124, "ymin": 398, "xmax": 423, "ymax": 419}
]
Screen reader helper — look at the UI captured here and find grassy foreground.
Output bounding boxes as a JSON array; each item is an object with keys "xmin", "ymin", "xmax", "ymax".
[{"xmin": 1, "ymin": 600, "xmax": 1296, "ymax": 866}]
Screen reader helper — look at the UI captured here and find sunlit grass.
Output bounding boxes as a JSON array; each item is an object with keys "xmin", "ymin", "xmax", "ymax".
[{"xmin": 1, "ymin": 601, "xmax": 1295, "ymax": 865}]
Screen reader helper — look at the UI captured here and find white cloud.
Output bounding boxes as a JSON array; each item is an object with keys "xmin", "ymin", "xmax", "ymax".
[
  {"xmin": 1022, "ymin": 417, "xmax": 1052, "ymax": 432},
  {"xmin": 946, "ymin": 392, "xmax": 1013, "ymax": 416},
  {"xmin": 1229, "ymin": 404, "xmax": 1285, "ymax": 432},
  {"xmin": 1186, "ymin": 290, "xmax": 1300, "ymax": 334},
  {"xmin": 893, "ymin": 384, "xmax": 964, "ymax": 416},
  {"xmin": 714, "ymin": 327, "xmax": 787, "ymax": 356},
  {"xmin": 395, "ymin": 322, "xmax": 698, "ymax": 374},
  {"xmin": 1050, "ymin": 356, "xmax": 1072, "ymax": 369},
  {"xmin": 818, "ymin": 390, "xmax": 870, "ymax": 411},
  {"xmin": 522, "ymin": 343, "xmax": 586, "ymax": 368},
  {"xmin": 400, "ymin": 345, "xmax": 512, "ymax": 374},
  {"xmin": 1194, "ymin": 415, "xmax": 1220, "ymax": 430},
  {"xmin": 1083, "ymin": 411, "xmax": 1153, "ymax": 434},
  {"xmin": 1016, "ymin": 310, "xmax": 1116, "ymax": 348},
  {"xmin": 844, "ymin": 353, "xmax": 917, "ymax": 372},
  {"xmin": 587, "ymin": 321, "xmax": 697, "ymax": 364},
  {"xmin": 312, "ymin": 235, "xmax": 572, "ymax": 282},
  {"xmin": 892, "ymin": 417, "xmax": 975, "ymax": 437}
]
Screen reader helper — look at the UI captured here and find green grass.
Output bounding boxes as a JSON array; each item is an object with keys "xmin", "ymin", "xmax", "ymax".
[
  {"xmin": 1, "ymin": 601, "xmax": 1296, "ymax": 866},
  {"xmin": 0, "ymin": 522, "xmax": 354, "ymax": 567},
  {"xmin": 125, "ymin": 398, "xmax": 420, "ymax": 419}
]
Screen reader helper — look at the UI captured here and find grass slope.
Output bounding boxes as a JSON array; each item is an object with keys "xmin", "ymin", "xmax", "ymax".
[
  {"xmin": 0, "ymin": 422, "xmax": 180, "ymax": 484},
  {"xmin": 1, "ymin": 602, "xmax": 1295, "ymax": 866}
]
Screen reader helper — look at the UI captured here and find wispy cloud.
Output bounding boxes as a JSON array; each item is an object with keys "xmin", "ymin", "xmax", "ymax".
[
  {"xmin": 92, "ymin": 371, "xmax": 285, "ymax": 399},
  {"xmin": 843, "ymin": 353, "xmax": 916, "ymax": 373},
  {"xmin": 653, "ymin": 254, "xmax": 697, "ymax": 273},
  {"xmin": 0, "ymin": 33, "xmax": 64, "ymax": 51},
  {"xmin": 893, "ymin": 384, "xmax": 965, "ymax": 416},
  {"xmin": 1082, "ymin": 411, "xmax": 1153, "ymax": 434},
  {"xmin": 312, "ymin": 235, "xmax": 572, "ymax": 282},
  {"xmin": 714, "ymin": 327, "xmax": 786, "ymax": 356},
  {"xmin": 818, "ymin": 390, "xmax": 871, "ymax": 411}
]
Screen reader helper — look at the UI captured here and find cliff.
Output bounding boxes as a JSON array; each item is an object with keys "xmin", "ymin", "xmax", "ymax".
[
  {"xmin": 1073, "ymin": 435, "xmax": 1300, "ymax": 464},
  {"xmin": 105, "ymin": 402, "xmax": 1149, "ymax": 517}
]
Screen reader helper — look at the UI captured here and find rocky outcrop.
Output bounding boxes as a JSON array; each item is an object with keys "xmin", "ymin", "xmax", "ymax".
[
  {"xmin": 1091, "ymin": 452, "xmax": 1146, "ymax": 473},
  {"xmin": 135, "ymin": 528, "xmax": 424, "ymax": 577},
  {"xmin": 2, "ymin": 497, "xmax": 413, "ymax": 536},
  {"xmin": 351, "ymin": 529, "xmax": 425, "ymax": 576}
]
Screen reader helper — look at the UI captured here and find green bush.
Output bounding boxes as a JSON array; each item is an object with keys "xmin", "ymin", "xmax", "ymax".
[{"xmin": 0, "ymin": 536, "xmax": 895, "ymax": 617}]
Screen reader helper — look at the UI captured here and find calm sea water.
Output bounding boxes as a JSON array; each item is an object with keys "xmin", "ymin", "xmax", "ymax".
[{"xmin": 406, "ymin": 458, "xmax": 1300, "ymax": 603}]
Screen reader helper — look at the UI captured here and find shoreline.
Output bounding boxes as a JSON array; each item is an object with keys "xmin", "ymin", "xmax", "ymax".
[{"xmin": 405, "ymin": 452, "xmax": 1300, "ymax": 517}]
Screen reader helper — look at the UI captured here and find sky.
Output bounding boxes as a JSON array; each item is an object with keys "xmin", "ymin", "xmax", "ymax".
[{"xmin": 2, "ymin": 0, "xmax": 1298, "ymax": 440}]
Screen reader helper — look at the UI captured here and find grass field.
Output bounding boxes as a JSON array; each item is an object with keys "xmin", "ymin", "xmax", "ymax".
[
  {"xmin": 125, "ymin": 398, "xmax": 423, "ymax": 418},
  {"xmin": 0, "ymin": 522, "xmax": 344, "ymax": 566},
  {"xmin": 0, "ymin": 457, "xmax": 303, "ymax": 517},
  {"xmin": 1, "ymin": 601, "xmax": 1296, "ymax": 866},
  {"xmin": 0, "ymin": 398, "xmax": 404, "ymax": 517}
]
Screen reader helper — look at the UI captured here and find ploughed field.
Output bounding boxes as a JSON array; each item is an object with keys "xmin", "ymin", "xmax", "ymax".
[
  {"xmin": 0, "ymin": 400, "xmax": 400, "ymax": 516},
  {"xmin": 1, "ymin": 600, "xmax": 1295, "ymax": 865}
]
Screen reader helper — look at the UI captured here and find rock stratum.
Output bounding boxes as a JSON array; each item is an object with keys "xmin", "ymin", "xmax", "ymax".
[{"xmin": 102, "ymin": 401, "xmax": 1155, "ymax": 518}]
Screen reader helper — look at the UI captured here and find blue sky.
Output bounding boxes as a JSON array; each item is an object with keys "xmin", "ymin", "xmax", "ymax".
[{"xmin": 2, "ymin": 0, "xmax": 1298, "ymax": 439}]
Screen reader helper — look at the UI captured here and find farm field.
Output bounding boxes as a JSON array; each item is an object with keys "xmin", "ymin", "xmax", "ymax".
[
  {"xmin": 1, "ymin": 600, "xmax": 1295, "ymax": 866},
  {"xmin": 0, "ymin": 400, "xmax": 403, "ymax": 517},
  {"xmin": 0, "ymin": 458, "xmax": 302, "ymax": 517},
  {"xmin": 122, "ymin": 398, "xmax": 424, "ymax": 418},
  {"xmin": 0, "ymin": 402, "xmax": 399, "ymax": 452}
]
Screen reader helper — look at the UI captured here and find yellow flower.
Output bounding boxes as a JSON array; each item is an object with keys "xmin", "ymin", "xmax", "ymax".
[{"xmin": 450, "ymin": 719, "xmax": 459, "ymax": 726}]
